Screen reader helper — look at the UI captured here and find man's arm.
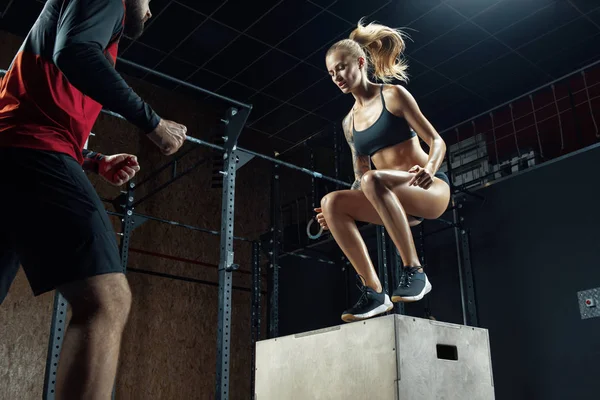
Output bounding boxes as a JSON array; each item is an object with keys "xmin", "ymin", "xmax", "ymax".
[
  {"xmin": 53, "ymin": 0, "xmax": 160, "ymax": 133},
  {"xmin": 81, "ymin": 150, "xmax": 141, "ymax": 185},
  {"xmin": 342, "ymin": 114, "xmax": 370, "ymax": 191},
  {"xmin": 81, "ymin": 149, "xmax": 104, "ymax": 174}
]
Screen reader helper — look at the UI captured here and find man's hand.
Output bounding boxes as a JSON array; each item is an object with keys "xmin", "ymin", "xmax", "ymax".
[
  {"xmin": 147, "ymin": 119, "xmax": 187, "ymax": 155},
  {"xmin": 98, "ymin": 154, "xmax": 140, "ymax": 186}
]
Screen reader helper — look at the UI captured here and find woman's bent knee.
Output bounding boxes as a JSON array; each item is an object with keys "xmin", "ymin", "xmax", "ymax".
[
  {"xmin": 320, "ymin": 192, "xmax": 339, "ymax": 213},
  {"xmin": 361, "ymin": 171, "xmax": 386, "ymax": 196},
  {"xmin": 321, "ymin": 190, "xmax": 353, "ymax": 215}
]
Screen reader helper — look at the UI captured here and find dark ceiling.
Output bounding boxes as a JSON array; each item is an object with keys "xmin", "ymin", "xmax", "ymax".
[{"xmin": 1, "ymin": 0, "xmax": 599, "ymax": 155}]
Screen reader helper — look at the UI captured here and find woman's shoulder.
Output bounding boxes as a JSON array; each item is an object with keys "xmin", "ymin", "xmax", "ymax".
[
  {"xmin": 382, "ymin": 83, "xmax": 417, "ymax": 113},
  {"xmin": 382, "ymin": 83, "xmax": 412, "ymax": 101}
]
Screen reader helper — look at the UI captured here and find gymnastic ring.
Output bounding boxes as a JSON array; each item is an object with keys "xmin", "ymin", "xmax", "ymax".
[{"xmin": 306, "ymin": 218, "xmax": 324, "ymax": 240}]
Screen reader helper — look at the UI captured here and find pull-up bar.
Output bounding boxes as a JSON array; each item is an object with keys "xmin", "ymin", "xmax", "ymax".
[{"xmin": 103, "ymin": 107, "xmax": 350, "ymax": 187}]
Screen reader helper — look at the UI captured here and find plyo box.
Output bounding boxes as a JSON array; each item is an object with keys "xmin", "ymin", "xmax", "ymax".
[{"xmin": 256, "ymin": 314, "xmax": 495, "ymax": 400}]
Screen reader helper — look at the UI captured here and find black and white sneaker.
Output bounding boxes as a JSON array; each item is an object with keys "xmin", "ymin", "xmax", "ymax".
[
  {"xmin": 341, "ymin": 276, "xmax": 393, "ymax": 323},
  {"xmin": 391, "ymin": 267, "xmax": 432, "ymax": 302}
]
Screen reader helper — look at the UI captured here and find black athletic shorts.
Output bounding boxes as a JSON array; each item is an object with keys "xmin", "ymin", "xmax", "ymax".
[
  {"xmin": 411, "ymin": 171, "xmax": 451, "ymax": 223},
  {"xmin": 0, "ymin": 147, "xmax": 122, "ymax": 303}
]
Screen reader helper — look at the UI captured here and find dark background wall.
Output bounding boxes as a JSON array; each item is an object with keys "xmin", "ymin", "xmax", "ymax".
[{"xmin": 458, "ymin": 143, "xmax": 600, "ymax": 400}]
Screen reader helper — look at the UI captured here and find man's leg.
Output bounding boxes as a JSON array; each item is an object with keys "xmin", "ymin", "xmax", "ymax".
[
  {"xmin": 55, "ymin": 273, "xmax": 131, "ymax": 400},
  {"xmin": 2, "ymin": 148, "xmax": 129, "ymax": 399}
]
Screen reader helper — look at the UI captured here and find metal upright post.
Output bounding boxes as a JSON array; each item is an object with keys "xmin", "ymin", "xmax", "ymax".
[
  {"xmin": 419, "ymin": 223, "xmax": 426, "ymax": 266},
  {"xmin": 419, "ymin": 223, "xmax": 434, "ymax": 320},
  {"xmin": 375, "ymin": 226, "xmax": 390, "ymax": 295},
  {"xmin": 461, "ymin": 228, "xmax": 477, "ymax": 326},
  {"xmin": 250, "ymin": 241, "xmax": 261, "ymax": 397},
  {"xmin": 42, "ymin": 292, "xmax": 68, "ymax": 400},
  {"xmin": 387, "ymin": 239, "xmax": 404, "ymax": 315},
  {"xmin": 450, "ymin": 194, "xmax": 478, "ymax": 327},
  {"xmin": 309, "ymin": 146, "xmax": 317, "ymax": 211},
  {"xmin": 215, "ymin": 107, "xmax": 250, "ymax": 400},
  {"xmin": 110, "ymin": 183, "xmax": 135, "ymax": 399},
  {"xmin": 451, "ymin": 194, "xmax": 467, "ymax": 326},
  {"xmin": 256, "ymin": 243, "xmax": 262, "ymax": 348},
  {"xmin": 120, "ymin": 182, "xmax": 135, "ymax": 273},
  {"xmin": 269, "ymin": 164, "xmax": 281, "ymax": 339},
  {"xmin": 445, "ymin": 150, "xmax": 478, "ymax": 326},
  {"xmin": 333, "ymin": 124, "xmax": 341, "ymax": 191}
]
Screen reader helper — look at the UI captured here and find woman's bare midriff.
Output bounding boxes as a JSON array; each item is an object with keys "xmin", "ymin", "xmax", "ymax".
[{"xmin": 370, "ymin": 136, "xmax": 429, "ymax": 171}]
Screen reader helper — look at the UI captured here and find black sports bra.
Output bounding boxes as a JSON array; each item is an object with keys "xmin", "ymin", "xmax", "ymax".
[{"xmin": 352, "ymin": 85, "xmax": 415, "ymax": 156}]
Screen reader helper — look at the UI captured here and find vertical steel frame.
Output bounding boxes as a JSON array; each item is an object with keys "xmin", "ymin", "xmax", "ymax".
[
  {"xmin": 120, "ymin": 183, "xmax": 135, "ymax": 273},
  {"xmin": 461, "ymin": 229, "xmax": 477, "ymax": 326},
  {"xmin": 446, "ymin": 146, "xmax": 478, "ymax": 327},
  {"xmin": 42, "ymin": 292, "xmax": 68, "ymax": 400},
  {"xmin": 333, "ymin": 124, "xmax": 341, "ymax": 190},
  {"xmin": 387, "ymin": 238, "xmax": 405, "ymax": 315},
  {"xmin": 215, "ymin": 107, "xmax": 250, "ymax": 400},
  {"xmin": 250, "ymin": 241, "xmax": 261, "ymax": 397},
  {"xmin": 113, "ymin": 183, "xmax": 135, "ymax": 398},
  {"xmin": 269, "ymin": 164, "xmax": 281, "ymax": 339},
  {"xmin": 450, "ymin": 193, "xmax": 479, "ymax": 327},
  {"xmin": 375, "ymin": 226, "xmax": 390, "ymax": 295}
]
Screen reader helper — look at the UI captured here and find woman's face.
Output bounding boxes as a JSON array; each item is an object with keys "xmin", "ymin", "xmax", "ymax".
[{"xmin": 326, "ymin": 50, "xmax": 364, "ymax": 94}]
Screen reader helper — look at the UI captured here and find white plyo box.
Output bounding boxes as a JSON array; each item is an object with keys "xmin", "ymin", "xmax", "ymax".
[{"xmin": 255, "ymin": 315, "xmax": 495, "ymax": 400}]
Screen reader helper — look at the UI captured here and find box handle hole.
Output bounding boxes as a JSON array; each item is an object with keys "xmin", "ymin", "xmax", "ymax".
[{"xmin": 436, "ymin": 344, "xmax": 458, "ymax": 361}]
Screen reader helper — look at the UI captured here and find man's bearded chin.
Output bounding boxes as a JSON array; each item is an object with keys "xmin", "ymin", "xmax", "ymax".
[{"xmin": 123, "ymin": 0, "xmax": 145, "ymax": 40}]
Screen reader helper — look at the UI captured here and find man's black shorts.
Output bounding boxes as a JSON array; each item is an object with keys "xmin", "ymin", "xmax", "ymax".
[{"xmin": 0, "ymin": 147, "xmax": 122, "ymax": 303}]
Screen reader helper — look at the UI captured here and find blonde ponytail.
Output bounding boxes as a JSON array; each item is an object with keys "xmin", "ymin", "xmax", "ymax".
[{"xmin": 328, "ymin": 19, "xmax": 409, "ymax": 83}]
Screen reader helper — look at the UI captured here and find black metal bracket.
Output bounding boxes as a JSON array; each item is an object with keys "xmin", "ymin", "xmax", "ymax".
[
  {"xmin": 110, "ymin": 190, "xmax": 130, "ymax": 211},
  {"xmin": 131, "ymin": 215, "xmax": 148, "ymax": 230},
  {"xmin": 225, "ymin": 263, "xmax": 240, "ymax": 272}
]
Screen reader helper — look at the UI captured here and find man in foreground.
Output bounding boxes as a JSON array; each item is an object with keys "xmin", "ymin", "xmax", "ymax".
[{"xmin": 0, "ymin": 0, "xmax": 187, "ymax": 398}]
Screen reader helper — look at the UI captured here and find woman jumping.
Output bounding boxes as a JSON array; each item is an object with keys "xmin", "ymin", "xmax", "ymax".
[{"xmin": 315, "ymin": 20, "xmax": 450, "ymax": 322}]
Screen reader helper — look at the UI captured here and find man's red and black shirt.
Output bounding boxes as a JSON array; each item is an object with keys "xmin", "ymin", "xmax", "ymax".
[{"xmin": 0, "ymin": 0, "xmax": 160, "ymax": 164}]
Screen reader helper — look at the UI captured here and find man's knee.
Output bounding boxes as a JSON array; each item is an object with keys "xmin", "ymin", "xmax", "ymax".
[{"xmin": 60, "ymin": 273, "xmax": 132, "ymax": 325}]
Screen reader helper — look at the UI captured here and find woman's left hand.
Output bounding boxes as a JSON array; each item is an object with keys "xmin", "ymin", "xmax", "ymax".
[{"xmin": 408, "ymin": 165, "xmax": 434, "ymax": 190}]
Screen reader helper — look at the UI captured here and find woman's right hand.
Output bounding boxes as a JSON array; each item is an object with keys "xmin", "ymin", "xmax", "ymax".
[{"xmin": 314, "ymin": 208, "xmax": 329, "ymax": 231}]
